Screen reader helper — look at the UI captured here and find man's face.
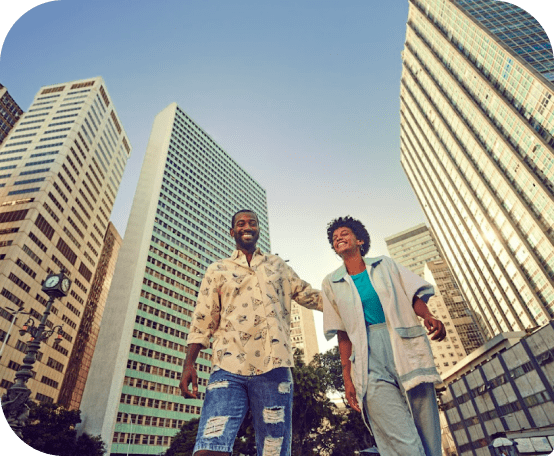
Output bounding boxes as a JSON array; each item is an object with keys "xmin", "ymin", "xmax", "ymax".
[{"xmin": 231, "ymin": 212, "xmax": 259, "ymax": 252}]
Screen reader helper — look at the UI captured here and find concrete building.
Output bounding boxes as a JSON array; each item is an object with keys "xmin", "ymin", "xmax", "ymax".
[
  {"xmin": 425, "ymin": 259, "xmax": 486, "ymax": 358},
  {"xmin": 425, "ymin": 293, "xmax": 468, "ymax": 378},
  {"xmin": 386, "ymin": 224, "xmax": 485, "ymax": 358},
  {"xmin": 385, "ymin": 223, "xmax": 441, "ymax": 277},
  {"xmin": 79, "ymin": 103, "xmax": 270, "ymax": 455},
  {"xmin": 58, "ymin": 221, "xmax": 122, "ymax": 410},
  {"xmin": 290, "ymin": 301, "xmax": 319, "ymax": 365},
  {"xmin": 0, "ymin": 77, "xmax": 130, "ymax": 405},
  {"xmin": 439, "ymin": 322, "xmax": 554, "ymax": 456},
  {"xmin": 400, "ymin": 0, "xmax": 554, "ymax": 338},
  {"xmin": 0, "ymin": 83, "xmax": 23, "ymax": 146}
]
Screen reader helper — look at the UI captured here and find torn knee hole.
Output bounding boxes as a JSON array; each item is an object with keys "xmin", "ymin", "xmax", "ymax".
[
  {"xmin": 203, "ymin": 416, "xmax": 229, "ymax": 437},
  {"xmin": 262, "ymin": 436, "xmax": 283, "ymax": 456},
  {"xmin": 263, "ymin": 406, "xmax": 285, "ymax": 423},
  {"xmin": 207, "ymin": 380, "xmax": 229, "ymax": 390},
  {"xmin": 278, "ymin": 382, "xmax": 291, "ymax": 394}
]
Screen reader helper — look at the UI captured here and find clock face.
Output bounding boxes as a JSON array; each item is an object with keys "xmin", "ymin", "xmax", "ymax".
[
  {"xmin": 61, "ymin": 278, "xmax": 71, "ymax": 293},
  {"xmin": 44, "ymin": 275, "xmax": 60, "ymax": 288}
]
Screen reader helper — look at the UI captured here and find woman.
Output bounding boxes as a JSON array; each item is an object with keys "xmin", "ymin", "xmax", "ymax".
[{"xmin": 322, "ymin": 216, "xmax": 446, "ymax": 456}]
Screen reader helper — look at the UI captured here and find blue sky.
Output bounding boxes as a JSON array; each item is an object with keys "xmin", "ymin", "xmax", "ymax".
[{"xmin": 0, "ymin": 1, "xmax": 552, "ymax": 453}]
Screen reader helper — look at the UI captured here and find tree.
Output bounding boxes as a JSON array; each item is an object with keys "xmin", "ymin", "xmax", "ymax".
[
  {"xmin": 163, "ymin": 418, "xmax": 200, "ymax": 456},
  {"xmin": 20, "ymin": 401, "xmax": 105, "ymax": 456},
  {"xmin": 291, "ymin": 349, "xmax": 341, "ymax": 456},
  {"xmin": 311, "ymin": 346, "xmax": 376, "ymax": 455},
  {"xmin": 312, "ymin": 346, "xmax": 344, "ymax": 394}
]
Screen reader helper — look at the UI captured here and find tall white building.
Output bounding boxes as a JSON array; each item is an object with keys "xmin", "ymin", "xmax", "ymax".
[
  {"xmin": 385, "ymin": 223, "xmax": 442, "ymax": 277},
  {"xmin": 79, "ymin": 103, "xmax": 270, "ymax": 455},
  {"xmin": 400, "ymin": 0, "xmax": 554, "ymax": 338},
  {"xmin": 290, "ymin": 302, "xmax": 319, "ymax": 365},
  {"xmin": 0, "ymin": 77, "xmax": 130, "ymax": 405}
]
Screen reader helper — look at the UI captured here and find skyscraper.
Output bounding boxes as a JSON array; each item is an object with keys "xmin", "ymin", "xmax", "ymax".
[
  {"xmin": 0, "ymin": 77, "xmax": 130, "ymax": 405},
  {"xmin": 386, "ymin": 223, "xmax": 485, "ymax": 365},
  {"xmin": 58, "ymin": 221, "xmax": 123, "ymax": 410},
  {"xmin": 424, "ymin": 259, "xmax": 486, "ymax": 356},
  {"xmin": 290, "ymin": 302, "xmax": 319, "ymax": 364},
  {"xmin": 400, "ymin": 0, "xmax": 554, "ymax": 338},
  {"xmin": 385, "ymin": 223, "xmax": 442, "ymax": 277},
  {"xmin": 79, "ymin": 103, "xmax": 270, "ymax": 455},
  {"xmin": 0, "ymin": 83, "xmax": 23, "ymax": 146}
]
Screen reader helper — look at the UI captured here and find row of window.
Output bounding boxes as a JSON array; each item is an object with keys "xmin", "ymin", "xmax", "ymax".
[{"xmin": 119, "ymin": 392, "xmax": 202, "ymax": 415}]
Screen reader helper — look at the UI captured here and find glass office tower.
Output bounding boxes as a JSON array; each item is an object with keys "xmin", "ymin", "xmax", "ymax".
[
  {"xmin": 0, "ymin": 83, "xmax": 23, "ymax": 146},
  {"xmin": 400, "ymin": 0, "xmax": 554, "ymax": 338},
  {"xmin": 79, "ymin": 103, "xmax": 269, "ymax": 455},
  {"xmin": 0, "ymin": 77, "xmax": 130, "ymax": 405}
]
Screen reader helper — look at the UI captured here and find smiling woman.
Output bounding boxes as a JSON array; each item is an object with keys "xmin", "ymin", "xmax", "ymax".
[{"xmin": 322, "ymin": 215, "xmax": 445, "ymax": 456}]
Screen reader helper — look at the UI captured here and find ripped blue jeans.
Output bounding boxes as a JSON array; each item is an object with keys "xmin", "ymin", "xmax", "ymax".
[{"xmin": 193, "ymin": 367, "xmax": 293, "ymax": 456}]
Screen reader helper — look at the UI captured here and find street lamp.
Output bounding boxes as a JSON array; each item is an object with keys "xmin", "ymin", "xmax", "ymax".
[
  {"xmin": 1, "ymin": 268, "xmax": 71, "ymax": 438},
  {"xmin": 488, "ymin": 434, "xmax": 520, "ymax": 456},
  {"xmin": 0, "ymin": 306, "xmax": 30, "ymax": 359}
]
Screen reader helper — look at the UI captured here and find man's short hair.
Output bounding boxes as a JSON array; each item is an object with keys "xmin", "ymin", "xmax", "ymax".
[
  {"xmin": 326, "ymin": 216, "xmax": 371, "ymax": 257},
  {"xmin": 231, "ymin": 209, "xmax": 258, "ymax": 229}
]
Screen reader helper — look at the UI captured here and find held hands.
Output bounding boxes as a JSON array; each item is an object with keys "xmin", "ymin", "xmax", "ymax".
[
  {"xmin": 344, "ymin": 379, "xmax": 361, "ymax": 413},
  {"xmin": 423, "ymin": 315, "xmax": 446, "ymax": 341},
  {"xmin": 179, "ymin": 365, "xmax": 198, "ymax": 398}
]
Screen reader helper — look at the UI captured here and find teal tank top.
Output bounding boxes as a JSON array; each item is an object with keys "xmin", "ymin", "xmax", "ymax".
[{"xmin": 351, "ymin": 270, "xmax": 386, "ymax": 325}]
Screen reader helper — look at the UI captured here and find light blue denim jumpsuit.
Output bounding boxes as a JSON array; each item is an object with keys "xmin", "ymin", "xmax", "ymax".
[{"xmin": 322, "ymin": 256, "xmax": 442, "ymax": 456}]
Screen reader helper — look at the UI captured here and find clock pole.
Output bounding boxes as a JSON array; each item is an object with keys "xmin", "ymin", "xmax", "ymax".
[{"xmin": 1, "ymin": 269, "xmax": 69, "ymax": 438}]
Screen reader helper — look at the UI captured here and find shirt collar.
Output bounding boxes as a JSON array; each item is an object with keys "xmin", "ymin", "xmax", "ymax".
[
  {"xmin": 231, "ymin": 247, "xmax": 264, "ymax": 261},
  {"xmin": 331, "ymin": 256, "xmax": 383, "ymax": 282}
]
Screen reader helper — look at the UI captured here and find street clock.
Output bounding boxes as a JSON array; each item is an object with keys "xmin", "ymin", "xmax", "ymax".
[{"xmin": 41, "ymin": 271, "xmax": 71, "ymax": 298}]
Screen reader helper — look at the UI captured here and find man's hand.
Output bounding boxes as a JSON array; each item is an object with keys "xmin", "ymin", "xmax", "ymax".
[
  {"xmin": 344, "ymin": 379, "xmax": 361, "ymax": 413},
  {"xmin": 179, "ymin": 365, "xmax": 198, "ymax": 398},
  {"xmin": 423, "ymin": 316, "xmax": 446, "ymax": 341}
]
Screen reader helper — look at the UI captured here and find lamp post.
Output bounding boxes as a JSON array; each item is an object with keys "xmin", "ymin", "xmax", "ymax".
[
  {"xmin": 1, "ymin": 269, "xmax": 71, "ymax": 438},
  {"xmin": 0, "ymin": 306, "xmax": 30, "ymax": 359}
]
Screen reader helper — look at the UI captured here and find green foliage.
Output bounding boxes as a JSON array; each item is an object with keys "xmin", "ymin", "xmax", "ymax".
[
  {"xmin": 310, "ymin": 347, "xmax": 376, "ymax": 455},
  {"xmin": 312, "ymin": 346, "xmax": 344, "ymax": 394},
  {"xmin": 291, "ymin": 349, "xmax": 341, "ymax": 456},
  {"xmin": 163, "ymin": 418, "xmax": 200, "ymax": 456},
  {"xmin": 20, "ymin": 401, "xmax": 106, "ymax": 456}
]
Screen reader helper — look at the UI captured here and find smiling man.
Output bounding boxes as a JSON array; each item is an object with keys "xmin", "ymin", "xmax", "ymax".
[{"xmin": 179, "ymin": 209, "xmax": 322, "ymax": 456}]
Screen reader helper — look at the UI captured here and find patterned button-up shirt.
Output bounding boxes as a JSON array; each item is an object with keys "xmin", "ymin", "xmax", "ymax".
[{"xmin": 187, "ymin": 248, "xmax": 322, "ymax": 376}]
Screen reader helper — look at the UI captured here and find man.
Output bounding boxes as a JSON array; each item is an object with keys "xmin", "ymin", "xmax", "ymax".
[{"xmin": 179, "ymin": 209, "xmax": 322, "ymax": 456}]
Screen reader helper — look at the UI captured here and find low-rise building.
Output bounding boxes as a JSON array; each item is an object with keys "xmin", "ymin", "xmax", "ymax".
[{"xmin": 439, "ymin": 322, "xmax": 554, "ymax": 456}]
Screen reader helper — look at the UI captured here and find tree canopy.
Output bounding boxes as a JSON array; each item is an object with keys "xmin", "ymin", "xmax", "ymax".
[{"xmin": 19, "ymin": 401, "xmax": 106, "ymax": 456}]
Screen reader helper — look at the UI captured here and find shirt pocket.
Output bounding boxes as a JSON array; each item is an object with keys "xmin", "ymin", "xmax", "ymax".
[
  {"xmin": 394, "ymin": 325, "xmax": 427, "ymax": 338},
  {"xmin": 394, "ymin": 325, "xmax": 432, "ymax": 372}
]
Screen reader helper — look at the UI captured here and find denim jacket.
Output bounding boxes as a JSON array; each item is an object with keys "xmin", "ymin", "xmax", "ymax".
[{"xmin": 322, "ymin": 256, "xmax": 441, "ymax": 406}]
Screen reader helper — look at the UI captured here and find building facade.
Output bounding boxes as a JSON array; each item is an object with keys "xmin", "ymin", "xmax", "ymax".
[
  {"xmin": 385, "ymin": 223, "xmax": 442, "ymax": 277},
  {"xmin": 386, "ymin": 223, "xmax": 485, "ymax": 357},
  {"xmin": 79, "ymin": 103, "xmax": 270, "ymax": 455},
  {"xmin": 439, "ymin": 322, "xmax": 554, "ymax": 456},
  {"xmin": 0, "ymin": 83, "xmax": 23, "ymax": 146},
  {"xmin": 400, "ymin": 0, "xmax": 554, "ymax": 338},
  {"xmin": 290, "ymin": 301, "xmax": 319, "ymax": 365},
  {"xmin": 424, "ymin": 259, "xmax": 486, "ymax": 357},
  {"xmin": 0, "ymin": 77, "xmax": 130, "ymax": 405},
  {"xmin": 58, "ymin": 221, "xmax": 122, "ymax": 410}
]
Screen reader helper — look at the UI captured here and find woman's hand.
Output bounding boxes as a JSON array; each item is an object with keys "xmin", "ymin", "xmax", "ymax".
[
  {"xmin": 344, "ymin": 379, "xmax": 361, "ymax": 412},
  {"xmin": 423, "ymin": 315, "xmax": 446, "ymax": 341}
]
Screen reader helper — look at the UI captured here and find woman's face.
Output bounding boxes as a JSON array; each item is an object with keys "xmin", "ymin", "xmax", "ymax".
[{"xmin": 332, "ymin": 226, "xmax": 363, "ymax": 257}]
